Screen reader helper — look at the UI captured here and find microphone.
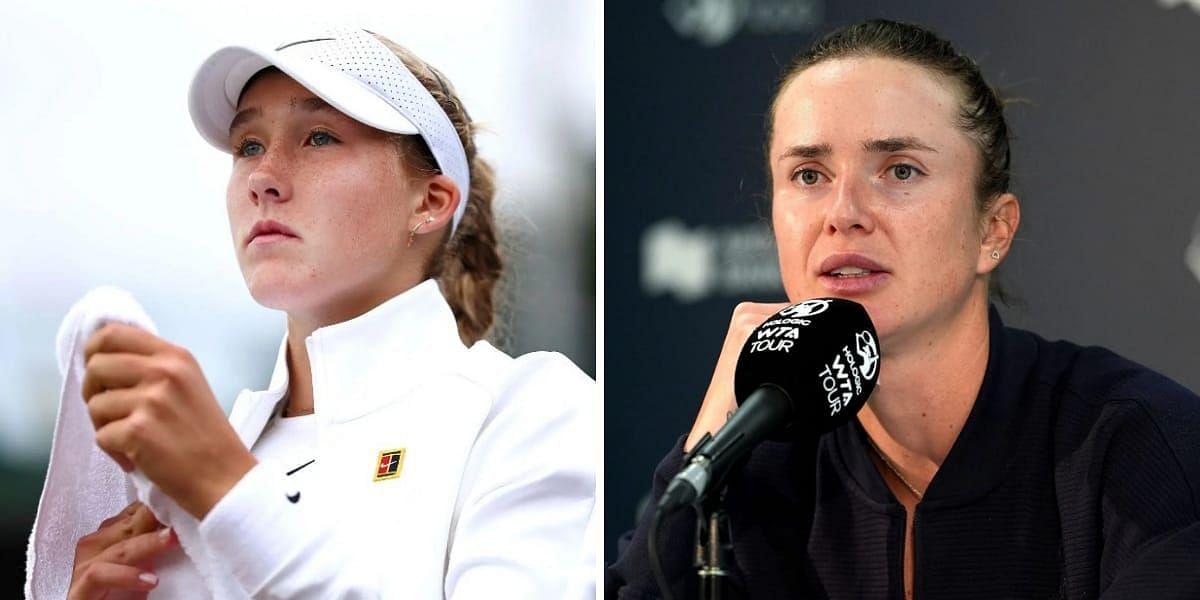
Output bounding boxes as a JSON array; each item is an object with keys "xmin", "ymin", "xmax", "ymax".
[{"xmin": 658, "ymin": 298, "xmax": 881, "ymax": 513}]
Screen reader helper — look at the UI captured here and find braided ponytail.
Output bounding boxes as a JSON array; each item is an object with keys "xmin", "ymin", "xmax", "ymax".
[{"xmin": 372, "ymin": 34, "xmax": 504, "ymax": 344}]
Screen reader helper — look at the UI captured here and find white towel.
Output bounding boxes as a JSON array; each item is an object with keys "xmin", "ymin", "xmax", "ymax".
[{"xmin": 25, "ymin": 286, "xmax": 243, "ymax": 599}]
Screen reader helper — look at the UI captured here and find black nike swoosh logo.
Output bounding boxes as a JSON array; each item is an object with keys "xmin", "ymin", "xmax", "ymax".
[{"xmin": 287, "ymin": 459, "xmax": 316, "ymax": 476}]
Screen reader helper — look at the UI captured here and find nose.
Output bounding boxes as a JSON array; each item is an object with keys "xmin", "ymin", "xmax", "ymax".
[
  {"xmin": 246, "ymin": 152, "xmax": 292, "ymax": 205},
  {"xmin": 826, "ymin": 175, "xmax": 875, "ymax": 235}
]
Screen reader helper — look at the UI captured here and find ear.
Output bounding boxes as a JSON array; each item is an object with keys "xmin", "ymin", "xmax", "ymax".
[
  {"xmin": 408, "ymin": 174, "xmax": 462, "ymax": 239},
  {"xmin": 977, "ymin": 192, "xmax": 1020, "ymax": 275}
]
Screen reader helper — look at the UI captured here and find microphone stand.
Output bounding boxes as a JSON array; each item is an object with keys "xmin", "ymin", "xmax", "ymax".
[{"xmin": 694, "ymin": 490, "xmax": 740, "ymax": 599}]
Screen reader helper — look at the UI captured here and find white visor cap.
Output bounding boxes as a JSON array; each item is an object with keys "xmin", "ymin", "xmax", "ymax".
[{"xmin": 188, "ymin": 27, "xmax": 471, "ymax": 232}]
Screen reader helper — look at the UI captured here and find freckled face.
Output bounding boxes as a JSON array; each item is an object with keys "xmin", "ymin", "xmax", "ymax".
[
  {"xmin": 768, "ymin": 56, "xmax": 990, "ymax": 352},
  {"xmin": 226, "ymin": 71, "xmax": 424, "ymax": 323}
]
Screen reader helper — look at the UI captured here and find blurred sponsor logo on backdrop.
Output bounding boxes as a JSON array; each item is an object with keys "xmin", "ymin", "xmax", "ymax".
[
  {"xmin": 642, "ymin": 219, "xmax": 782, "ymax": 302},
  {"xmin": 1185, "ymin": 214, "xmax": 1200, "ymax": 285},
  {"xmin": 662, "ymin": 0, "xmax": 824, "ymax": 46},
  {"xmin": 1159, "ymin": 0, "xmax": 1200, "ymax": 13}
]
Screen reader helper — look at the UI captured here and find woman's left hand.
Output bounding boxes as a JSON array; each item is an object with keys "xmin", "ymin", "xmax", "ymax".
[{"xmin": 82, "ymin": 323, "xmax": 257, "ymax": 520}]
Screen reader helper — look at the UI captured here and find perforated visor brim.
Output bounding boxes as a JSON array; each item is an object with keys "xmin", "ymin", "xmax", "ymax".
[{"xmin": 188, "ymin": 45, "xmax": 420, "ymax": 152}]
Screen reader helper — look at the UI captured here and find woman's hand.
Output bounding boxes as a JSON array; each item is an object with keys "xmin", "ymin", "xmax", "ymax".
[
  {"xmin": 685, "ymin": 301, "xmax": 790, "ymax": 452},
  {"xmin": 69, "ymin": 501, "xmax": 175, "ymax": 600},
  {"xmin": 82, "ymin": 323, "xmax": 257, "ymax": 519}
]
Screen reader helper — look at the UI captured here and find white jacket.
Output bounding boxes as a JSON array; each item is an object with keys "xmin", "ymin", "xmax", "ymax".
[{"xmin": 194, "ymin": 280, "xmax": 596, "ymax": 599}]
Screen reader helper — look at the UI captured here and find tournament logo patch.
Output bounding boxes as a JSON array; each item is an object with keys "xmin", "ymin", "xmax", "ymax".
[{"xmin": 374, "ymin": 448, "xmax": 406, "ymax": 482}]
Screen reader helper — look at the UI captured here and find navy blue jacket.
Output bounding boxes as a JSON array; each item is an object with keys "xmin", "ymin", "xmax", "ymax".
[{"xmin": 607, "ymin": 309, "xmax": 1200, "ymax": 599}]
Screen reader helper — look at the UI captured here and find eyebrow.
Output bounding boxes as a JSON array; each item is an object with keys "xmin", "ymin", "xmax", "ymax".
[
  {"xmin": 776, "ymin": 137, "xmax": 938, "ymax": 163},
  {"xmin": 863, "ymin": 136, "xmax": 938, "ymax": 154},
  {"xmin": 777, "ymin": 143, "xmax": 833, "ymax": 162},
  {"xmin": 228, "ymin": 97, "xmax": 339, "ymax": 135},
  {"xmin": 229, "ymin": 107, "xmax": 262, "ymax": 134}
]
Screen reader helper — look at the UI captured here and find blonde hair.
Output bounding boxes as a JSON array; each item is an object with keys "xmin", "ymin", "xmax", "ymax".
[{"xmin": 372, "ymin": 34, "xmax": 504, "ymax": 344}]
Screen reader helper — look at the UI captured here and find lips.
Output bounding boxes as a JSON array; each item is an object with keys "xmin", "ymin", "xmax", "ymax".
[
  {"xmin": 817, "ymin": 253, "xmax": 890, "ymax": 295},
  {"xmin": 818, "ymin": 253, "xmax": 887, "ymax": 277},
  {"xmin": 246, "ymin": 219, "xmax": 299, "ymax": 246}
]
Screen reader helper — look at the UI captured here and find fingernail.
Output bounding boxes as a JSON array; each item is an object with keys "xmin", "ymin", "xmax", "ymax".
[
  {"xmin": 158, "ymin": 527, "xmax": 172, "ymax": 540},
  {"xmin": 138, "ymin": 572, "xmax": 158, "ymax": 585}
]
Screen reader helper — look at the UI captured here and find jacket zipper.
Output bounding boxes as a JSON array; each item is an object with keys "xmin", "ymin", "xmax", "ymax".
[{"xmin": 909, "ymin": 509, "xmax": 919, "ymax": 600}]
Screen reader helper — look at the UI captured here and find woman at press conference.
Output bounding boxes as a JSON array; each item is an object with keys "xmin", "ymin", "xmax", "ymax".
[{"xmin": 607, "ymin": 19, "xmax": 1200, "ymax": 600}]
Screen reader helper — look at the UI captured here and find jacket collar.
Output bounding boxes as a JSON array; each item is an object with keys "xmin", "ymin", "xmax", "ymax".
[
  {"xmin": 233, "ymin": 280, "xmax": 466, "ymax": 444},
  {"xmin": 835, "ymin": 305, "xmax": 1040, "ymax": 507},
  {"xmin": 305, "ymin": 279, "xmax": 466, "ymax": 424}
]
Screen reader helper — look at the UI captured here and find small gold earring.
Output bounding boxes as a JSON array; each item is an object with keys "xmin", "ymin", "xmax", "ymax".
[
  {"xmin": 991, "ymin": 249, "xmax": 1001, "ymax": 260},
  {"xmin": 407, "ymin": 216, "xmax": 435, "ymax": 248}
]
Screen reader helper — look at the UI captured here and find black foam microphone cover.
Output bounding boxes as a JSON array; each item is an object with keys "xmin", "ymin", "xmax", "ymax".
[
  {"xmin": 733, "ymin": 297, "xmax": 880, "ymax": 441},
  {"xmin": 656, "ymin": 298, "xmax": 881, "ymax": 514}
]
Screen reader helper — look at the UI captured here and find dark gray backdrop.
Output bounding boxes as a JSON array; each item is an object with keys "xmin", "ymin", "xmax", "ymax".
[{"xmin": 605, "ymin": 0, "xmax": 1200, "ymax": 562}]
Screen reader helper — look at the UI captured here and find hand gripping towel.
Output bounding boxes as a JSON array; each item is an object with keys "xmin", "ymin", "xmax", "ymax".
[{"xmin": 25, "ymin": 286, "xmax": 243, "ymax": 599}]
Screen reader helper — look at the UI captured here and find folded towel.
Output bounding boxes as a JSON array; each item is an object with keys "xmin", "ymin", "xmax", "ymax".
[{"xmin": 25, "ymin": 286, "xmax": 241, "ymax": 599}]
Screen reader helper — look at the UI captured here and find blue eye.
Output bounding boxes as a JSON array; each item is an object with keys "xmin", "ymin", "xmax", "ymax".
[
  {"xmin": 237, "ymin": 140, "xmax": 264, "ymax": 157},
  {"xmin": 309, "ymin": 131, "xmax": 336, "ymax": 146}
]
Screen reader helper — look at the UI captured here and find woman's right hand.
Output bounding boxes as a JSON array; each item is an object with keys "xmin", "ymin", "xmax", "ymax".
[
  {"xmin": 685, "ymin": 301, "xmax": 790, "ymax": 452},
  {"xmin": 68, "ymin": 501, "xmax": 176, "ymax": 600}
]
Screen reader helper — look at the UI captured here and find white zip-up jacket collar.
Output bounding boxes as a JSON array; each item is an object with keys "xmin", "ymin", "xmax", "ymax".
[{"xmin": 231, "ymin": 278, "xmax": 468, "ymax": 442}]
